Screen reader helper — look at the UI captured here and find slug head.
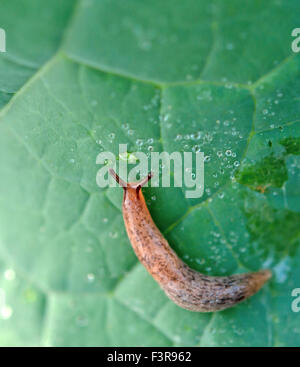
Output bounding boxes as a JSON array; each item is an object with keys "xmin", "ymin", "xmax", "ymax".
[{"xmin": 108, "ymin": 169, "xmax": 153, "ymax": 200}]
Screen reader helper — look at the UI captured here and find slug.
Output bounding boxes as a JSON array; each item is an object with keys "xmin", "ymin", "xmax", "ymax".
[{"xmin": 109, "ymin": 169, "xmax": 271, "ymax": 312}]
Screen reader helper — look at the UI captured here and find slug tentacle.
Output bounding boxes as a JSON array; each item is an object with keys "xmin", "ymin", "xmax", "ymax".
[{"xmin": 109, "ymin": 169, "xmax": 271, "ymax": 312}]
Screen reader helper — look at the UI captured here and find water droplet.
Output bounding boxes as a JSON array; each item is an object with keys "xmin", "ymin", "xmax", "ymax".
[
  {"xmin": 86, "ymin": 273, "xmax": 95, "ymax": 283},
  {"xmin": 205, "ymin": 188, "xmax": 211, "ymax": 195},
  {"xmin": 4, "ymin": 269, "xmax": 15, "ymax": 281},
  {"xmin": 1, "ymin": 305, "xmax": 13, "ymax": 320},
  {"xmin": 192, "ymin": 144, "xmax": 201, "ymax": 153},
  {"xmin": 136, "ymin": 139, "xmax": 144, "ymax": 146},
  {"xmin": 175, "ymin": 134, "xmax": 182, "ymax": 141},
  {"xmin": 109, "ymin": 231, "xmax": 118, "ymax": 239},
  {"xmin": 191, "ymin": 131, "xmax": 202, "ymax": 140}
]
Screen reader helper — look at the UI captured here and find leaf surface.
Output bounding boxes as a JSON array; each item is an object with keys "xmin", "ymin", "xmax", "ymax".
[{"xmin": 0, "ymin": 0, "xmax": 299, "ymax": 347}]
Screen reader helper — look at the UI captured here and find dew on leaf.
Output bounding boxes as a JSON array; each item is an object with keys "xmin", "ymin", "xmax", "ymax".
[
  {"xmin": 136, "ymin": 139, "xmax": 144, "ymax": 146},
  {"xmin": 192, "ymin": 144, "xmax": 201, "ymax": 152},
  {"xmin": 109, "ymin": 231, "xmax": 118, "ymax": 239},
  {"xmin": 1, "ymin": 305, "xmax": 13, "ymax": 320},
  {"xmin": 86, "ymin": 273, "xmax": 95, "ymax": 283},
  {"xmin": 4, "ymin": 269, "xmax": 16, "ymax": 281},
  {"xmin": 175, "ymin": 134, "xmax": 182, "ymax": 141}
]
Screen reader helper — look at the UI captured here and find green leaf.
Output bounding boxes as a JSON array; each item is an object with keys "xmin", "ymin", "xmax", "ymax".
[
  {"xmin": 0, "ymin": 254, "xmax": 46, "ymax": 346},
  {"xmin": 0, "ymin": 0, "xmax": 75, "ymax": 103},
  {"xmin": 0, "ymin": 0, "xmax": 299, "ymax": 347}
]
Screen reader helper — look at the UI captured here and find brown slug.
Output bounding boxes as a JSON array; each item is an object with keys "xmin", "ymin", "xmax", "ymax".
[{"xmin": 109, "ymin": 169, "xmax": 271, "ymax": 312}]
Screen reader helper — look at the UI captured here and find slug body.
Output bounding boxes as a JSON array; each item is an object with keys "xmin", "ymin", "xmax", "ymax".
[{"xmin": 109, "ymin": 170, "xmax": 271, "ymax": 312}]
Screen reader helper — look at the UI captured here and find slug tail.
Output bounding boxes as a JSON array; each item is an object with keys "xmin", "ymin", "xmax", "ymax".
[{"xmin": 245, "ymin": 269, "xmax": 272, "ymax": 297}]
